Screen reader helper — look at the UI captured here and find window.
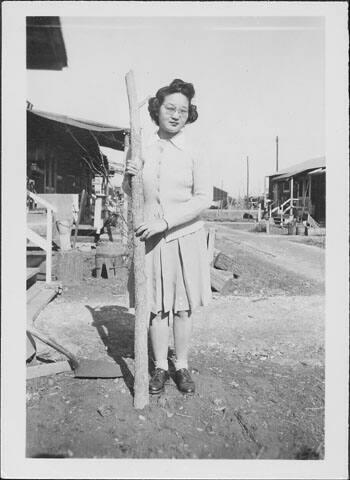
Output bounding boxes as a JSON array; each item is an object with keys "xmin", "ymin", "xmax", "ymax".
[{"xmin": 282, "ymin": 181, "xmax": 290, "ymax": 193}]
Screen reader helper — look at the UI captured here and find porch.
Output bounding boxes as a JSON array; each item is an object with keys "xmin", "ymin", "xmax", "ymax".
[{"xmin": 266, "ymin": 156, "xmax": 326, "ymax": 227}]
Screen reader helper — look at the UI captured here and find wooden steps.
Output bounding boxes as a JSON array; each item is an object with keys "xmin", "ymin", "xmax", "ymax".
[
  {"xmin": 75, "ymin": 224, "xmax": 97, "ymax": 231},
  {"xmin": 27, "ymin": 267, "xmax": 40, "ymax": 281},
  {"xmin": 74, "ymin": 235, "xmax": 96, "ymax": 243},
  {"xmin": 27, "ymin": 267, "xmax": 40, "ymax": 290}
]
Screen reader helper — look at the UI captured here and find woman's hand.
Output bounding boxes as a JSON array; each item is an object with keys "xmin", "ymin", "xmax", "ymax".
[
  {"xmin": 135, "ymin": 219, "xmax": 168, "ymax": 241},
  {"xmin": 125, "ymin": 157, "xmax": 142, "ymax": 176}
]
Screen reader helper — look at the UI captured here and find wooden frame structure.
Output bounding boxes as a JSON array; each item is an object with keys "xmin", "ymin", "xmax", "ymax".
[{"xmin": 266, "ymin": 157, "xmax": 326, "ymax": 224}]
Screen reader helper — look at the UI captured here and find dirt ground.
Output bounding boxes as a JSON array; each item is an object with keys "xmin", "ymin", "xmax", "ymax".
[{"xmin": 26, "ymin": 224, "xmax": 325, "ymax": 459}]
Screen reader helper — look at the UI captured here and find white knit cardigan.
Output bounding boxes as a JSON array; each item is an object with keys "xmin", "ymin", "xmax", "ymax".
[{"xmin": 122, "ymin": 130, "xmax": 212, "ymax": 243}]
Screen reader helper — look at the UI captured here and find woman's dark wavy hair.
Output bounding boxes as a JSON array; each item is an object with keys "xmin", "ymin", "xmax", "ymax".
[{"xmin": 148, "ymin": 79, "xmax": 198, "ymax": 125}]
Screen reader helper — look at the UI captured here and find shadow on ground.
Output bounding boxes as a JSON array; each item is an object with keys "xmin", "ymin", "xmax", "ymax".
[{"xmin": 86, "ymin": 305, "xmax": 155, "ymax": 395}]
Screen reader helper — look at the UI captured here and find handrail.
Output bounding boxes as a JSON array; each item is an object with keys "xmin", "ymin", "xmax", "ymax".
[
  {"xmin": 280, "ymin": 197, "xmax": 298, "ymax": 209},
  {"xmin": 27, "ymin": 191, "xmax": 57, "ymax": 213},
  {"xmin": 270, "ymin": 197, "xmax": 299, "ymax": 222},
  {"xmin": 27, "ymin": 191, "xmax": 56, "ymax": 283}
]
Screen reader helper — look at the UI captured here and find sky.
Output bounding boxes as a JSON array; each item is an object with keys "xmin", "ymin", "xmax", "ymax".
[{"xmin": 27, "ymin": 16, "xmax": 325, "ymax": 197}]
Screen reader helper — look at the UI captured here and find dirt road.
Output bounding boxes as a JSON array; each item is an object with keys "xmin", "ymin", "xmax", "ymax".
[
  {"xmin": 213, "ymin": 223, "xmax": 325, "ymax": 283},
  {"xmin": 26, "ymin": 225, "xmax": 325, "ymax": 459}
]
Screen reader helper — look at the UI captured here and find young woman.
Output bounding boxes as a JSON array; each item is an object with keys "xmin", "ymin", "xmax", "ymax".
[{"xmin": 123, "ymin": 78, "xmax": 212, "ymax": 395}]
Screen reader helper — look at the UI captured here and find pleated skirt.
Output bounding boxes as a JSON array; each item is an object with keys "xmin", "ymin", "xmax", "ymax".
[{"xmin": 128, "ymin": 228, "xmax": 212, "ymax": 315}]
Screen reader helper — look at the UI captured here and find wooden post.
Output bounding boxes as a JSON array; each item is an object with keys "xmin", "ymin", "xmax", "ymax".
[
  {"xmin": 73, "ymin": 189, "xmax": 86, "ymax": 248},
  {"xmin": 125, "ymin": 70, "xmax": 149, "ymax": 409},
  {"xmin": 258, "ymin": 203, "xmax": 261, "ymax": 222},
  {"xmin": 246, "ymin": 156, "xmax": 249, "ymax": 209},
  {"xmin": 290, "ymin": 177, "xmax": 294, "ymax": 220},
  {"xmin": 122, "ymin": 135, "xmax": 130, "ymax": 246},
  {"xmin": 94, "ymin": 194, "xmax": 104, "ymax": 234},
  {"xmin": 46, "ymin": 207, "xmax": 52, "ymax": 283},
  {"xmin": 309, "ymin": 176, "xmax": 312, "ymax": 214}
]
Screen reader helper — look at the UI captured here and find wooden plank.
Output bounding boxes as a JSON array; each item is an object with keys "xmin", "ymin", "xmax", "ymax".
[
  {"xmin": 27, "ymin": 282, "xmax": 44, "ymax": 304},
  {"xmin": 27, "ymin": 227, "xmax": 47, "ymax": 250},
  {"xmin": 213, "ymin": 252, "xmax": 242, "ymax": 276},
  {"xmin": 74, "ymin": 225, "xmax": 97, "ymax": 231},
  {"xmin": 56, "ymin": 250, "xmax": 84, "ymax": 285},
  {"xmin": 73, "ymin": 235, "xmax": 95, "ymax": 243},
  {"xmin": 27, "ymin": 192, "xmax": 57, "ymax": 213},
  {"xmin": 27, "ymin": 268, "xmax": 40, "ymax": 281},
  {"xmin": 26, "ymin": 360, "xmax": 72, "ymax": 380},
  {"xmin": 27, "ymin": 283, "xmax": 59, "ymax": 325},
  {"xmin": 210, "ymin": 267, "xmax": 234, "ymax": 293}
]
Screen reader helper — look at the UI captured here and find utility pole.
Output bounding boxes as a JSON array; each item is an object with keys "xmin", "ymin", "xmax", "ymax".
[
  {"xmin": 246, "ymin": 156, "xmax": 249, "ymax": 209},
  {"xmin": 221, "ymin": 179, "xmax": 224, "ymax": 210},
  {"xmin": 276, "ymin": 136, "xmax": 279, "ymax": 172}
]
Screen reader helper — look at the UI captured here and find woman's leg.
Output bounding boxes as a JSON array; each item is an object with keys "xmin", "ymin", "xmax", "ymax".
[
  {"xmin": 173, "ymin": 310, "xmax": 195, "ymax": 393},
  {"xmin": 173, "ymin": 310, "xmax": 192, "ymax": 370},
  {"xmin": 149, "ymin": 312, "xmax": 170, "ymax": 394},
  {"xmin": 149, "ymin": 312, "xmax": 170, "ymax": 371}
]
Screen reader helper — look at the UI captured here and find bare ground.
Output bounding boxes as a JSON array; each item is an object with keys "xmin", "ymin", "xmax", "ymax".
[{"xmin": 26, "ymin": 225, "xmax": 325, "ymax": 459}]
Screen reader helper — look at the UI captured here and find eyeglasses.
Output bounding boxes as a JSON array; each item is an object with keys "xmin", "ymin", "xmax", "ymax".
[{"xmin": 163, "ymin": 105, "xmax": 189, "ymax": 117}]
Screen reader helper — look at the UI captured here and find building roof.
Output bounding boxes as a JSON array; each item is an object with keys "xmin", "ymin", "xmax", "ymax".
[
  {"xmin": 27, "ymin": 17, "xmax": 68, "ymax": 70},
  {"xmin": 213, "ymin": 185, "xmax": 228, "ymax": 201},
  {"xmin": 28, "ymin": 108, "xmax": 129, "ymax": 151},
  {"xmin": 268, "ymin": 156, "xmax": 326, "ymax": 181}
]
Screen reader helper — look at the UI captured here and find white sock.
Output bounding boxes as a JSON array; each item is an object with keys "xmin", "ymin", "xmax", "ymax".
[
  {"xmin": 154, "ymin": 360, "xmax": 168, "ymax": 371},
  {"xmin": 174, "ymin": 359, "xmax": 188, "ymax": 371}
]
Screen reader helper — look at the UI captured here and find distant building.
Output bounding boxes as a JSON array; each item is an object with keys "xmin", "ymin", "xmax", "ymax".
[
  {"xmin": 267, "ymin": 156, "xmax": 326, "ymax": 225},
  {"xmin": 27, "ymin": 108, "xmax": 127, "ymax": 192},
  {"xmin": 27, "ymin": 17, "xmax": 68, "ymax": 70},
  {"xmin": 212, "ymin": 186, "xmax": 228, "ymax": 208},
  {"xmin": 26, "ymin": 17, "xmax": 129, "ymax": 225}
]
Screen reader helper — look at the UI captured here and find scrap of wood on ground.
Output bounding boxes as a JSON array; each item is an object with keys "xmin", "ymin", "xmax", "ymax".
[{"xmin": 207, "ymin": 228, "xmax": 241, "ymax": 295}]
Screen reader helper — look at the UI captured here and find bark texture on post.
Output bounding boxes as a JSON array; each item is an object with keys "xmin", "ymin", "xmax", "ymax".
[
  {"xmin": 125, "ymin": 70, "xmax": 149, "ymax": 409},
  {"xmin": 122, "ymin": 135, "xmax": 130, "ymax": 247}
]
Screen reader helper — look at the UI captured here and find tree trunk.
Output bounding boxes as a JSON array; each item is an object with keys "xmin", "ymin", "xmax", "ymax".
[{"xmin": 125, "ymin": 70, "xmax": 149, "ymax": 409}]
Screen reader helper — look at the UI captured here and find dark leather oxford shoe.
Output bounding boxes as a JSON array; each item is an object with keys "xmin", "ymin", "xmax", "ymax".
[
  {"xmin": 174, "ymin": 368, "xmax": 195, "ymax": 394},
  {"xmin": 149, "ymin": 368, "xmax": 169, "ymax": 395}
]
